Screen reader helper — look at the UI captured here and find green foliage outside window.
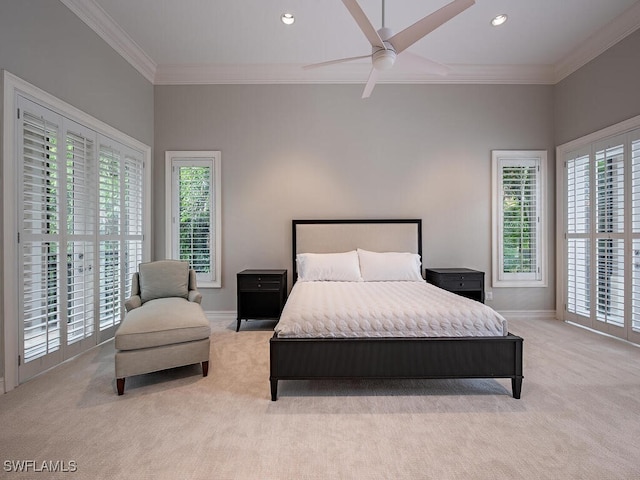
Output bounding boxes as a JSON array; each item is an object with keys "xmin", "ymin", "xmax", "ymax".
[
  {"xmin": 502, "ymin": 166, "xmax": 536, "ymax": 273},
  {"xmin": 178, "ymin": 166, "xmax": 211, "ymax": 273}
]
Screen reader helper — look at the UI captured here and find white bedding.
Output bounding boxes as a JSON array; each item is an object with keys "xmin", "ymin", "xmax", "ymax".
[{"xmin": 274, "ymin": 281, "xmax": 508, "ymax": 338}]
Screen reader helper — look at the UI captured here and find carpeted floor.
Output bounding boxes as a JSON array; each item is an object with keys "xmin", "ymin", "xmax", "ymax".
[{"xmin": 1, "ymin": 316, "xmax": 640, "ymax": 479}]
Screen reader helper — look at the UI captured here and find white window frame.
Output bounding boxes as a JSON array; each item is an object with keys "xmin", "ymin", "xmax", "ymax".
[
  {"xmin": 165, "ymin": 151, "xmax": 222, "ymax": 288},
  {"xmin": 491, "ymin": 150, "xmax": 547, "ymax": 288},
  {"xmin": 2, "ymin": 70, "xmax": 151, "ymax": 392}
]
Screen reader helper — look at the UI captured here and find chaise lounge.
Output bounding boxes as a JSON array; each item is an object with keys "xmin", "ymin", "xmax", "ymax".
[{"xmin": 115, "ymin": 260, "xmax": 211, "ymax": 395}]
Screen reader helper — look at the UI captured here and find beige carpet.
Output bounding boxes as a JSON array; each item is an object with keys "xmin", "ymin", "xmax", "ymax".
[{"xmin": 1, "ymin": 316, "xmax": 640, "ymax": 480}]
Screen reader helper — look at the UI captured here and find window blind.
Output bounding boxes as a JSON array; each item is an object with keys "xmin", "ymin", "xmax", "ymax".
[
  {"xmin": 632, "ymin": 136, "xmax": 640, "ymax": 333},
  {"xmin": 566, "ymin": 154, "xmax": 591, "ymax": 318},
  {"xmin": 98, "ymin": 142, "xmax": 122, "ymax": 332},
  {"xmin": 595, "ymin": 142, "xmax": 625, "ymax": 326},
  {"xmin": 124, "ymin": 152, "xmax": 144, "ymax": 298},
  {"xmin": 501, "ymin": 163, "xmax": 538, "ymax": 274},
  {"xmin": 496, "ymin": 158, "xmax": 542, "ymax": 282},
  {"xmin": 65, "ymin": 125, "xmax": 96, "ymax": 345},
  {"xmin": 176, "ymin": 163, "xmax": 212, "ymax": 281},
  {"xmin": 21, "ymin": 110, "xmax": 62, "ymax": 363},
  {"xmin": 10, "ymin": 83, "xmax": 148, "ymax": 385}
]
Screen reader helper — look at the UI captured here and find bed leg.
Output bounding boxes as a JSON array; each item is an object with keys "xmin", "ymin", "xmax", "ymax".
[
  {"xmin": 512, "ymin": 376, "xmax": 523, "ymax": 399},
  {"xmin": 270, "ymin": 379, "xmax": 278, "ymax": 401}
]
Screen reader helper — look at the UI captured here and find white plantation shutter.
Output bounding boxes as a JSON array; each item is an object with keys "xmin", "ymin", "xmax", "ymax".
[
  {"xmin": 5, "ymin": 78, "xmax": 149, "ymax": 389},
  {"xmin": 501, "ymin": 162, "xmax": 539, "ymax": 276},
  {"xmin": 632, "ymin": 133, "xmax": 640, "ymax": 333},
  {"xmin": 20, "ymin": 104, "xmax": 62, "ymax": 367},
  {"xmin": 64, "ymin": 122, "xmax": 97, "ymax": 349},
  {"xmin": 97, "ymin": 140, "xmax": 145, "ymax": 339},
  {"xmin": 567, "ymin": 154, "xmax": 590, "ymax": 235},
  {"xmin": 124, "ymin": 151, "xmax": 144, "ymax": 298},
  {"xmin": 566, "ymin": 152, "xmax": 591, "ymax": 318},
  {"xmin": 14, "ymin": 94, "xmax": 147, "ymax": 382},
  {"xmin": 98, "ymin": 140, "xmax": 122, "ymax": 335},
  {"xmin": 562, "ymin": 129, "xmax": 640, "ymax": 342},
  {"xmin": 595, "ymin": 140, "xmax": 625, "ymax": 326},
  {"xmin": 492, "ymin": 151, "xmax": 546, "ymax": 287},
  {"xmin": 177, "ymin": 162, "xmax": 212, "ymax": 277}
]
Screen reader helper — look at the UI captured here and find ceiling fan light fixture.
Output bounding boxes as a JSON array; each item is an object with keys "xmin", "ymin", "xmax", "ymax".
[
  {"xmin": 491, "ymin": 14, "xmax": 508, "ymax": 27},
  {"xmin": 281, "ymin": 13, "xmax": 295, "ymax": 25},
  {"xmin": 372, "ymin": 49, "xmax": 396, "ymax": 70}
]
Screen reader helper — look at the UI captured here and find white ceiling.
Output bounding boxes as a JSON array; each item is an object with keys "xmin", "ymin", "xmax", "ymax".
[{"xmin": 61, "ymin": 0, "xmax": 640, "ymax": 85}]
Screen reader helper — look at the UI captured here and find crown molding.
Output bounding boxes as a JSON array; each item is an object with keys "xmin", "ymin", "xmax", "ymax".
[
  {"xmin": 154, "ymin": 63, "xmax": 556, "ymax": 86},
  {"xmin": 59, "ymin": 0, "xmax": 157, "ymax": 83},
  {"xmin": 554, "ymin": 1, "xmax": 640, "ymax": 82},
  {"xmin": 62, "ymin": 0, "xmax": 639, "ymax": 87}
]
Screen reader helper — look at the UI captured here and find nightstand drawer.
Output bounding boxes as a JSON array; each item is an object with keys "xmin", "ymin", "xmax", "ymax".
[
  {"xmin": 238, "ymin": 276, "xmax": 282, "ymax": 291},
  {"xmin": 441, "ymin": 278, "xmax": 482, "ymax": 291}
]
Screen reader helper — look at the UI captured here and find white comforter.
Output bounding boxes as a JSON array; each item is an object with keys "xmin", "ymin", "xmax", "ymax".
[{"xmin": 274, "ymin": 281, "xmax": 508, "ymax": 338}]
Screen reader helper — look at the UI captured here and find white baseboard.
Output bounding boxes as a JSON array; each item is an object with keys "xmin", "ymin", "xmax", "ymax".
[{"xmin": 497, "ymin": 310, "xmax": 558, "ymax": 321}]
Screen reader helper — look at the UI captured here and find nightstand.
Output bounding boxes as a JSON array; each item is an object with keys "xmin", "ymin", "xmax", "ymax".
[
  {"xmin": 424, "ymin": 268, "xmax": 485, "ymax": 303},
  {"xmin": 236, "ymin": 269, "xmax": 287, "ymax": 332}
]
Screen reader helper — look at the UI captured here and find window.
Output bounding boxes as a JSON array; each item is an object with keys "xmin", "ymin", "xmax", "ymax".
[
  {"xmin": 165, "ymin": 151, "xmax": 222, "ymax": 288},
  {"xmin": 3, "ymin": 72, "xmax": 150, "ymax": 389},
  {"xmin": 560, "ymin": 124, "xmax": 640, "ymax": 344},
  {"xmin": 492, "ymin": 150, "xmax": 547, "ymax": 287}
]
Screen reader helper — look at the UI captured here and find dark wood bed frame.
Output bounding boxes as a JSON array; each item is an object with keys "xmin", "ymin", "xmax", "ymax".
[{"xmin": 269, "ymin": 219, "xmax": 523, "ymax": 400}]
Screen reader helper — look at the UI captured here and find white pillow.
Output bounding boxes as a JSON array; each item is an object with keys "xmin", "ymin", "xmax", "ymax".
[
  {"xmin": 296, "ymin": 251, "xmax": 363, "ymax": 282},
  {"xmin": 357, "ymin": 248, "xmax": 423, "ymax": 282}
]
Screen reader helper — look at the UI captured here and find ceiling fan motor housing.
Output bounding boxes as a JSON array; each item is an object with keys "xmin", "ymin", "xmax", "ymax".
[{"xmin": 373, "ymin": 28, "xmax": 396, "ymax": 70}]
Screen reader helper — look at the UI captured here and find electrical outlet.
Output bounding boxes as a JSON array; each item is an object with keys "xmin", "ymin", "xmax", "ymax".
[{"xmin": 485, "ymin": 291, "xmax": 493, "ymax": 301}]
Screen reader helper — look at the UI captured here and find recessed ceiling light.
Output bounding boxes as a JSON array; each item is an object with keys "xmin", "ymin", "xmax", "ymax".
[
  {"xmin": 281, "ymin": 13, "xmax": 295, "ymax": 25},
  {"xmin": 491, "ymin": 14, "xmax": 508, "ymax": 27}
]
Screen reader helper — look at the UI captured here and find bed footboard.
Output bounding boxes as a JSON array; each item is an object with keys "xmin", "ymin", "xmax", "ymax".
[{"xmin": 269, "ymin": 333, "xmax": 523, "ymax": 400}]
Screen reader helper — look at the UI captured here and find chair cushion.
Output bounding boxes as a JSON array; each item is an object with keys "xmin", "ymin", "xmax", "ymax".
[
  {"xmin": 115, "ymin": 298, "xmax": 210, "ymax": 350},
  {"xmin": 139, "ymin": 260, "xmax": 189, "ymax": 304}
]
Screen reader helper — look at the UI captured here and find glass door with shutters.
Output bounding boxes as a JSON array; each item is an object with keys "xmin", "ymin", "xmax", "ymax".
[
  {"xmin": 17, "ymin": 96, "xmax": 144, "ymax": 382},
  {"xmin": 564, "ymin": 129, "xmax": 640, "ymax": 344}
]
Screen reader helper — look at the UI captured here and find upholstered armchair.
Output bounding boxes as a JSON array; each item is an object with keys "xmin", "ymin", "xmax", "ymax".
[{"xmin": 114, "ymin": 260, "xmax": 211, "ymax": 395}]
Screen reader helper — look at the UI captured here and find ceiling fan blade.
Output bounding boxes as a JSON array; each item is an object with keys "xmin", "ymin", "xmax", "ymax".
[
  {"xmin": 303, "ymin": 54, "xmax": 371, "ymax": 70},
  {"xmin": 388, "ymin": 0, "xmax": 475, "ymax": 54},
  {"xmin": 397, "ymin": 51, "xmax": 451, "ymax": 76},
  {"xmin": 362, "ymin": 68, "xmax": 379, "ymax": 99},
  {"xmin": 342, "ymin": 0, "xmax": 386, "ymax": 49}
]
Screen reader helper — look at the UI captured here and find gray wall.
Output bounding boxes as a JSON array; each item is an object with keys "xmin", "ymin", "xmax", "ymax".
[
  {"xmin": 554, "ymin": 28, "xmax": 640, "ymax": 146},
  {"xmin": 154, "ymin": 83, "xmax": 556, "ymax": 313},
  {"xmin": 0, "ymin": 0, "xmax": 154, "ymax": 380},
  {"xmin": 0, "ymin": 0, "xmax": 154, "ymax": 145}
]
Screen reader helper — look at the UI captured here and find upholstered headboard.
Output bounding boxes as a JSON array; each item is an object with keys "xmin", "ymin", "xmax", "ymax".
[{"xmin": 292, "ymin": 219, "xmax": 422, "ymax": 282}]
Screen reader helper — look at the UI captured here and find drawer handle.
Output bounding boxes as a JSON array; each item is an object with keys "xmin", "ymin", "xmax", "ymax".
[{"xmin": 257, "ymin": 284, "xmax": 262, "ymax": 288}]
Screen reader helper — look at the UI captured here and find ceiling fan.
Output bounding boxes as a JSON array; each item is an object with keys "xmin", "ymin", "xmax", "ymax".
[{"xmin": 304, "ymin": 0, "xmax": 475, "ymax": 98}]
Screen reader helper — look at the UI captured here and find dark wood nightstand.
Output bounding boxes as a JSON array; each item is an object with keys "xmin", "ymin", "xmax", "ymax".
[
  {"xmin": 236, "ymin": 269, "xmax": 287, "ymax": 332},
  {"xmin": 424, "ymin": 268, "xmax": 485, "ymax": 303}
]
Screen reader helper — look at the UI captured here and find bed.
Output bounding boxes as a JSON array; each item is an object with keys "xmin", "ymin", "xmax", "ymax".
[{"xmin": 269, "ymin": 219, "xmax": 523, "ymax": 400}]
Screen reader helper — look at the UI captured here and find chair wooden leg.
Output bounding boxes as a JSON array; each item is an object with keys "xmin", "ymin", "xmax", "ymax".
[
  {"xmin": 202, "ymin": 361, "xmax": 209, "ymax": 377},
  {"xmin": 117, "ymin": 378, "xmax": 125, "ymax": 395}
]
